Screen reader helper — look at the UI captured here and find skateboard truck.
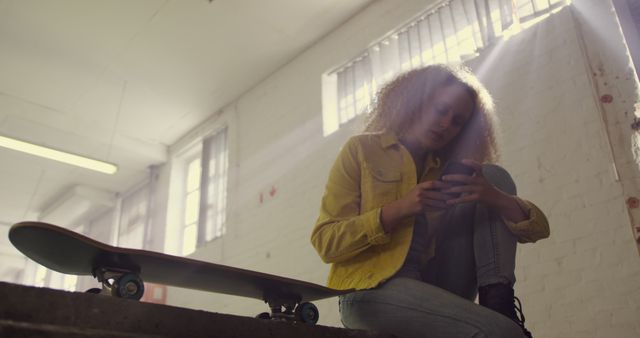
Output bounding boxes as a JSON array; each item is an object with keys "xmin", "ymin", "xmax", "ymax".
[
  {"xmin": 259, "ymin": 291, "xmax": 319, "ymax": 324},
  {"xmin": 91, "ymin": 267, "xmax": 145, "ymax": 300}
]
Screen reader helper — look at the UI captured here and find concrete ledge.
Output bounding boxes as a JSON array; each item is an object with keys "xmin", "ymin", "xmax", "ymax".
[{"xmin": 0, "ymin": 282, "xmax": 392, "ymax": 338}]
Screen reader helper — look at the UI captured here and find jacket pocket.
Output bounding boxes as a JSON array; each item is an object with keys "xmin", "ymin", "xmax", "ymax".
[{"xmin": 362, "ymin": 164, "xmax": 402, "ymax": 210}]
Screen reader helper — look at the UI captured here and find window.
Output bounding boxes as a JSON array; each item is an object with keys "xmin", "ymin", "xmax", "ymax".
[
  {"xmin": 613, "ymin": 0, "xmax": 640, "ymax": 81},
  {"xmin": 182, "ymin": 156, "xmax": 201, "ymax": 255},
  {"xmin": 322, "ymin": 0, "xmax": 571, "ymax": 135},
  {"xmin": 180, "ymin": 127, "xmax": 229, "ymax": 255},
  {"xmin": 34, "ymin": 264, "xmax": 48, "ymax": 287},
  {"xmin": 62, "ymin": 275, "xmax": 78, "ymax": 291},
  {"xmin": 201, "ymin": 127, "xmax": 228, "ymax": 242}
]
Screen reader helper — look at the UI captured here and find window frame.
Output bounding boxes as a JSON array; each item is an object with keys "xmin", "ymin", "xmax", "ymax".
[{"xmin": 175, "ymin": 126, "xmax": 229, "ymax": 256}]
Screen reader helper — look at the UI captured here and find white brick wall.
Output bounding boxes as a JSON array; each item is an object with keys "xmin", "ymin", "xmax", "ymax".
[
  {"xmin": 465, "ymin": 1, "xmax": 640, "ymax": 336},
  {"xmin": 161, "ymin": 0, "xmax": 640, "ymax": 336}
]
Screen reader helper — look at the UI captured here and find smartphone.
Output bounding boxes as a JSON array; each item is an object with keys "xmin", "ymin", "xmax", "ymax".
[{"xmin": 439, "ymin": 161, "xmax": 475, "ymax": 197}]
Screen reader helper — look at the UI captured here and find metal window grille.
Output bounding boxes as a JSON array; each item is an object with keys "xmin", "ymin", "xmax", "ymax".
[
  {"xmin": 326, "ymin": 0, "xmax": 569, "ymax": 134},
  {"xmin": 198, "ymin": 127, "xmax": 228, "ymax": 245}
]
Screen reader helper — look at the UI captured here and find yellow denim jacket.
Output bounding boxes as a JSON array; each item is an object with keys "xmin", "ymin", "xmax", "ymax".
[{"xmin": 311, "ymin": 132, "xmax": 550, "ymax": 291}]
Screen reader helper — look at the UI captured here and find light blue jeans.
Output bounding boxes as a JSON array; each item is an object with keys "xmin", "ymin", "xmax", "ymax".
[{"xmin": 339, "ymin": 165, "xmax": 527, "ymax": 338}]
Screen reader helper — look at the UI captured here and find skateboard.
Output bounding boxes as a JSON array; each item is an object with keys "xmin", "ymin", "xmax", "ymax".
[{"xmin": 9, "ymin": 221, "xmax": 352, "ymax": 324}]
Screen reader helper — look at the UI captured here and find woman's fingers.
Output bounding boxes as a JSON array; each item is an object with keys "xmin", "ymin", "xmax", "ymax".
[
  {"xmin": 442, "ymin": 185, "xmax": 481, "ymax": 205},
  {"xmin": 446, "ymin": 193, "xmax": 480, "ymax": 205},
  {"xmin": 409, "ymin": 180, "xmax": 462, "ymax": 211},
  {"xmin": 421, "ymin": 189, "xmax": 454, "ymax": 200},
  {"xmin": 422, "ymin": 198, "xmax": 449, "ymax": 209},
  {"xmin": 442, "ymin": 184, "xmax": 481, "ymax": 195},
  {"xmin": 417, "ymin": 180, "xmax": 450, "ymax": 190},
  {"xmin": 419, "ymin": 190, "xmax": 454, "ymax": 211}
]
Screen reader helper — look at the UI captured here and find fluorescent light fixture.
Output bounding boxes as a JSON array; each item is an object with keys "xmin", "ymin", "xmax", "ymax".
[{"xmin": 0, "ymin": 135, "xmax": 118, "ymax": 174}]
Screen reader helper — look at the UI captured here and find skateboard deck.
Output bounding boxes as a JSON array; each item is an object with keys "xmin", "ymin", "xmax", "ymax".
[{"xmin": 9, "ymin": 221, "xmax": 351, "ymax": 323}]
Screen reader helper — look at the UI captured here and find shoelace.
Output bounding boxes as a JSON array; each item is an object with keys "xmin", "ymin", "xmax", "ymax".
[
  {"xmin": 514, "ymin": 296, "xmax": 526, "ymax": 325},
  {"xmin": 514, "ymin": 297, "xmax": 533, "ymax": 338}
]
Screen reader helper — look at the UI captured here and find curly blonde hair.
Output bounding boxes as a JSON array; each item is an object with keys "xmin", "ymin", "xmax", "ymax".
[{"xmin": 364, "ymin": 64, "xmax": 499, "ymax": 163}]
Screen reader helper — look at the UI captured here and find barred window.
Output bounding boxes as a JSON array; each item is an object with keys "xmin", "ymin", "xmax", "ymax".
[
  {"xmin": 201, "ymin": 127, "xmax": 228, "ymax": 242},
  {"xmin": 322, "ymin": 0, "xmax": 570, "ymax": 136},
  {"xmin": 181, "ymin": 127, "xmax": 228, "ymax": 256}
]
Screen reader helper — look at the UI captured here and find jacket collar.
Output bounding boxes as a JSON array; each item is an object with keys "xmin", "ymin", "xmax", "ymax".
[
  {"xmin": 380, "ymin": 131, "xmax": 398, "ymax": 149},
  {"xmin": 380, "ymin": 131, "xmax": 441, "ymax": 168}
]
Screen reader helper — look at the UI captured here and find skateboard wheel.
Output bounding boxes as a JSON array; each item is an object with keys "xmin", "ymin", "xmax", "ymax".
[
  {"xmin": 295, "ymin": 302, "xmax": 319, "ymax": 324},
  {"xmin": 255, "ymin": 312, "xmax": 271, "ymax": 320},
  {"xmin": 112, "ymin": 273, "xmax": 145, "ymax": 300},
  {"xmin": 85, "ymin": 288, "xmax": 102, "ymax": 294}
]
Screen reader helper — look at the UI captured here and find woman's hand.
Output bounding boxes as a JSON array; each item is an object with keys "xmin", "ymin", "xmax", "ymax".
[
  {"xmin": 441, "ymin": 159, "xmax": 528, "ymax": 223},
  {"xmin": 440, "ymin": 159, "xmax": 501, "ymax": 206},
  {"xmin": 400, "ymin": 180, "xmax": 455, "ymax": 214},
  {"xmin": 380, "ymin": 180, "xmax": 453, "ymax": 233}
]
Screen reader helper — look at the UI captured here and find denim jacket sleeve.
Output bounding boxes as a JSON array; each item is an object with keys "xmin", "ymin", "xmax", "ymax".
[
  {"xmin": 311, "ymin": 137, "xmax": 391, "ymax": 264},
  {"xmin": 503, "ymin": 197, "xmax": 550, "ymax": 243}
]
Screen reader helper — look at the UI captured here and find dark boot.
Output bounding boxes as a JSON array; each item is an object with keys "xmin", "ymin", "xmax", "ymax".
[{"xmin": 478, "ymin": 283, "xmax": 532, "ymax": 338}]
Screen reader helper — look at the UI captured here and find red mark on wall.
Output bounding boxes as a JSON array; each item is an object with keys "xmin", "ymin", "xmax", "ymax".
[
  {"xmin": 626, "ymin": 197, "xmax": 639, "ymax": 209},
  {"xmin": 259, "ymin": 186, "xmax": 277, "ymax": 204},
  {"xmin": 600, "ymin": 94, "xmax": 613, "ymax": 103}
]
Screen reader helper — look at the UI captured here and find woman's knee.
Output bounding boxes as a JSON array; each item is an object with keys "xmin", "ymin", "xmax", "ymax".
[{"xmin": 481, "ymin": 164, "xmax": 517, "ymax": 195}]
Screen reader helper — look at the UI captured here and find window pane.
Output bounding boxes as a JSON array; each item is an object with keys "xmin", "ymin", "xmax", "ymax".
[
  {"xmin": 34, "ymin": 265, "xmax": 47, "ymax": 287},
  {"xmin": 186, "ymin": 158, "xmax": 201, "ymax": 192},
  {"xmin": 184, "ymin": 191, "xmax": 200, "ymax": 225},
  {"xmin": 182, "ymin": 224, "xmax": 197, "ymax": 255},
  {"xmin": 516, "ymin": 0, "xmax": 535, "ymax": 17},
  {"xmin": 63, "ymin": 275, "xmax": 78, "ymax": 291},
  {"xmin": 203, "ymin": 128, "xmax": 228, "ymax": 242}
]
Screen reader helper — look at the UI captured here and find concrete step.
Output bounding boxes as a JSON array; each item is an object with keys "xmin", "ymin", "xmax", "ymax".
[{"xmin": 0, "ymin": 282, "xmax": 393, "ymax": 338}]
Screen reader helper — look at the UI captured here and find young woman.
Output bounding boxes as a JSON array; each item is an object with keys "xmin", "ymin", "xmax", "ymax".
[{"xmin": 311, "ymin": 64, "xmax": 549, "ymax": 338}]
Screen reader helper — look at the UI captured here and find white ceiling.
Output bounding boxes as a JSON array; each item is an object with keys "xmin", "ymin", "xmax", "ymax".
[{"xmin": 0, "ymin": 0, "xmax": 376, "ymax": 224}]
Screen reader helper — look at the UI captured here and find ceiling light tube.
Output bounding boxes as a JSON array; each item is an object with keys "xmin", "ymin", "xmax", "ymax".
[{"xmin": 0, "ymin": 135, "xmax": 118, "ymax": 175}]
